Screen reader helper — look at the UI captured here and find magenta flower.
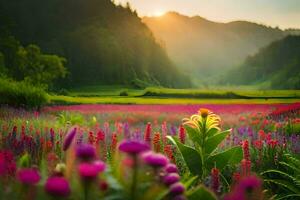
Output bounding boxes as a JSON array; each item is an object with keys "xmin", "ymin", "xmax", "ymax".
[
  {"xmin": 142, "ymin": 152, "xmax": 168, "ymax": 168},
  {"xmin": 45, "ymin": 176, "xmax": 71, "ymax": 197},
  {"xmin": 63, "ymin": 127, "xmax": 77, "ymax": 151},
  {"xmin": 119, "ymin": 140, "xmax": 150, "ymax": 155},
  {"xmin": 165, "ymin": 163, "xmax": 178, "ymax": 173},
  {"xmin": 169, "ymin": 183, "xmax": 185, "ymax": 195},
  {"xmin": 76, "ymin": 144, "xmax": 96, "ymax": 160},
  {"xmin": 236, "ymin": 175, "xmax": 262, "ymax": 192},
  {"xmin": 163, "ymin": 173, "xmax": 180, "ymax": 185},
  {"xmin": 224, "ymin": 175, "xmax": 263, "ymax": 200},
  {"xmin": 78, "ymin": 163, "xmax": 99, "ymax": 180},
  {"xmin": 93, "ymin": 160, "xmax": 106, "ymax": 173},
  {"xmin": 17, "ymin": 168, "xmax": 41, "ymax": 185}
]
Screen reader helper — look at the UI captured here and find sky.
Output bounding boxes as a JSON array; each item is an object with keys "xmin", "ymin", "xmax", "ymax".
[{"xmin": 115, "ymin": 0, "xmax": 300, "ymax": 29}]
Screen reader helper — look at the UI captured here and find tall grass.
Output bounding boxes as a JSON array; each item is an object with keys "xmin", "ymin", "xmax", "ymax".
[{"xmin": 0, "ymin": 78, "xmax": 48, "ymax": 109}]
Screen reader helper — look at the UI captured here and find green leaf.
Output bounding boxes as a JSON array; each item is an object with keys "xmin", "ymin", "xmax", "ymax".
[
  {"xmin": 206, "ymin": 146, "xmax": 243, "ymax": 170},
  {"xmin": 184, "ymin": 125, "xmax": 202, "ymax": 146},
  {"xmin": 167, "ymin": 136, "xmax": 203, "ymax": 176},
  {"xmin": 205, "ymin": 129, "xmax": 231, "ymax": 155},
  {"xmin": 187, "ymin": 186, "xmax": 217, "ymax": 200},
  {"xmin": 263, "ymin": 179, "xmax": 300, "ymax": 194},
  {"xmin": 206, "ymin": 127, "xmax": 219, "ymax": 138},
  {"xmin": 183, "ymin": 176, "xmax": 198, "ymax": 189}
]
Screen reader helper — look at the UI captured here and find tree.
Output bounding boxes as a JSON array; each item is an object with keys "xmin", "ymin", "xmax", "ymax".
[{"xmin": 21, "ymin": 44, "xmax": 67, "ymax": 87}]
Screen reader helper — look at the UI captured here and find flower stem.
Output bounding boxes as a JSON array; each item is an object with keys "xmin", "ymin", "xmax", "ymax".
[{"xmin": 131, "ymin": 155, "xmax": 138, "ymax": 200}]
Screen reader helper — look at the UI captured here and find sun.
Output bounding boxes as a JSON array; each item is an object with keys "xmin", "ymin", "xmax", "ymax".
[{"xmin": 152, "ymin": 10, "xmax": 166, "ymax": 17}]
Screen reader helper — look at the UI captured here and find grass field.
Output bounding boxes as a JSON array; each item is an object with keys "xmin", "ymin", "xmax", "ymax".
[{"xmin": 49, "ymin": 86, "xmax": 300, "ymax": 105}]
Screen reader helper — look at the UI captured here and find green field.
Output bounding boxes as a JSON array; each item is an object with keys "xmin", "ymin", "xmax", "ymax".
[{"xmin": 49, "ymin": 86, "xmax": 300, "ymax": 105}]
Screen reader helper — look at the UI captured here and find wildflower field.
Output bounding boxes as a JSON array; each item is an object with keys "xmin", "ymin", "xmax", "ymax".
[{"xmin": 0, "ymin": 103, "xmax": 300, "ymax": 200}]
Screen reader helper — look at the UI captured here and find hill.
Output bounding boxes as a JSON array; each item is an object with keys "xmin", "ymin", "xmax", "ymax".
[
  {"xmin": 222, "ymin": 35, "xmax": 300, "ymax": 89},
  {"xmin": 143, "ymin": 12, "xmax": 298, "ymax": 84},
  {"xmin": 0, "ymin": 1, "xmax": 191, "ymax": 88}
]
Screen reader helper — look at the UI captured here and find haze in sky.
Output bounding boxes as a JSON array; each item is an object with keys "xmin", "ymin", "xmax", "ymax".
[{"xmin": 115, "ymin": 0, "xmax": 300, "ymax": 29}]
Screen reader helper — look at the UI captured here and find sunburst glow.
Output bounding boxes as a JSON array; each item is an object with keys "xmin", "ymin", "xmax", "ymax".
[{"xmin": 152, "ymin": 10, "xmax": 166, "ymax": 17}]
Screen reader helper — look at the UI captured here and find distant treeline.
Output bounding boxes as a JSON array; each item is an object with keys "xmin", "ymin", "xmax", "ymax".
[
  {"xmin": 222, "ymin": 35, "xmax": 300, "ymax": 89},
  {"xmin": 0, "ymin": 0, "xmax": 191, "ymax": 89}
]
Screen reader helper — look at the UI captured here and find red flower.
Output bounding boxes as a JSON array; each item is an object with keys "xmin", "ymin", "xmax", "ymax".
[
  {"xmin": 153, "ymin": 132, "xmax": 161, "ymax": 152},
  {"xmin": 144, "ymin": 123, "xmax": 152, "ymax": 143},
  {"xmin": 179, "ymin": 125, "xmax": 186, "ymax": 144},
  {"xmin": 242, "ymin": 140, "xmax": 250, "ymax": 161},
  {"xmin": 88, "ymin": 131, "xmax": 95, "ymax": 144},
  {"xmin": 258, "ymin": 130, "xmax": 265, "ymax": 140},
  {"xmin": 267, "ymin": 139, "xmax": 278, "ymax": 149},
  {"xmin": 232, "ymin": 172, "xmax": 240, "ymax": 185},
  {"xmin": 111, "ymin": 133, "xmax": 118, "ymax": 153},
  {"xmin": 211, "ymin": 167, "xmax": 220, "ymax": 193},
  {"xmin": 164, "ymin": 145, "xmax": 175, "ymax": 163},
  {"xmin": 241, "ymin": 159, "xmax": 251, "ymax": 177},
  {"xmin": 253, "ymin": 140, "xmax": 263, "ymax": 150},
  {"xmin": 96, "ymin": 130, "xmax": 105, "ymax": 143}
]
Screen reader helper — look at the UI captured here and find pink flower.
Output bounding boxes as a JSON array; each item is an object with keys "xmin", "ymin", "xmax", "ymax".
[
  {"xmin": 165, "ymin": 163, "xmax": 178, "ymax": 173},
  {"xmin": 169, "ymin": 182, "xmax": 185, "ymax": 195},
  {"xmin": 17, "ymin": 168, "xmax": 41, "ymax": 185},
  {"xmin": 142, "ymin": 151, "xmax": 168, "ymax": 168},
  {"xmin": 78, "ymin": 163, "xmax": 99, "ymax": 180},
  {"xmin": 45, "ymin": 176, "xmax": 71, "ymax": 197},
  {"xmin": 119, "ymin": 140, "xmax": 150, "ymax": 155},
  {"xmin": 93, "ymin": 160, "xmax": 106, "ymax": 173},
  {"xmin": 163, "ymin": 173, "xmax": 180, "ymax": 185}
]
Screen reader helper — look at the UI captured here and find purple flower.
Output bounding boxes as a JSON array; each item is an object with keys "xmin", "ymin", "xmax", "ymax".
[
  {"xmin": 45, "ymin": 176, "xmax": 71, "ymax": 197},
  {"xmin": 119, "ymin": 140, "xmax": 150, "ymax": 155},
  {"xmin": 63, "ymin": 127, "xmax": 77, "ymax": 151},
  {"xmin": 165, "ymin": 163, "xmax": 178, "ymax": 173},
  {"xmin": 93, "ymin": 160, "xmax": 106, "ymax": 173},
  {"xmin": 78, "ymin": 163, "xmax": 99, "ymax": 180},
  {"xmin": 163, "ymin": 173, "xmax": 180, "ymax": 185},
  {"xmin": 169, "ymin": 183, "xmax": 185, "ymax": 195},
  {"xmin": 76, "ymin": 144, "xmax": 96, "ymax": 160},
  {"xmin": 142, "ymin": 151, "xmax": 168, "ymax": 168},
  {"xmin": 17, "ymin": 168, "xmax": 41, "ymax": 185}
]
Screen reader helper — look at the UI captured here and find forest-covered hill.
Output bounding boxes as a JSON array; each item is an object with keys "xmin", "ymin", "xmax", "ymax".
[
  {"xmin": 222, "ymin": 35, "xmax": 300, "ymax": 89},
  {"xmin": 0, "ymin": 0, "xmax": 191, "ymax": 88},
  {"xmin": 143, "ymin": 12, "xmax": 298, "ymax": 84}
]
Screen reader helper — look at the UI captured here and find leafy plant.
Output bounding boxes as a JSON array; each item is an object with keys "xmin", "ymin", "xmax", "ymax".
[
  {"xmin": 261, "ymin": 153, "xmax": 300, "ymax": 200},
  {"xmin": 167, "ymin": 108, "xmax": 243, "ymax": 180}
]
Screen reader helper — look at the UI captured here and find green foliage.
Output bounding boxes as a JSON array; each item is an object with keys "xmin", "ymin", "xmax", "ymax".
[
  {"xmin": 261, "ymin": 154, "xmax": 300, "ymax": 199},
  {"xmin": 0, "ymin": 33, "xmax": 67, "ymax": 87},
  {"xmin": 0, "ymin": 0, "xmax": 191, "ymax": 88},
  {"xmin": 167, "ymin": 109, "xmax": 243, "ymax": 180},
  {"xmin": 0, "ymin": 77, "xmax": 48, "ymax": 108},
  {"xmin": 224, "ymin": 35, "xmax": 300, "ymax": 89},
  {"xmin": 187, "ymin": 186, "xmax": 217, "ymax": 200},
  {"xmin": 21, "ymin": 45, "xmax": 67, "ymax": 86}
]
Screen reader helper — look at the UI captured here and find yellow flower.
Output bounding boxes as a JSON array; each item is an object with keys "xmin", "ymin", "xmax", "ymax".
[{"xmin": 199, "ymin": 108, "xmax": 209, "ymax": 118}]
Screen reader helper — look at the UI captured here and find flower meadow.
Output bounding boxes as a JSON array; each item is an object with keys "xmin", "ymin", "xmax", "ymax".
[{"xmin": 0, "ymin": 103, "xmax": 300, "ymax": 200}]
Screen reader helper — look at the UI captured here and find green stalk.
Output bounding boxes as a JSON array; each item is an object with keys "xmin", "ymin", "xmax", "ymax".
[{"xmin": 131, "ymin": 155, "xmax": 138, "ymax": 200}]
